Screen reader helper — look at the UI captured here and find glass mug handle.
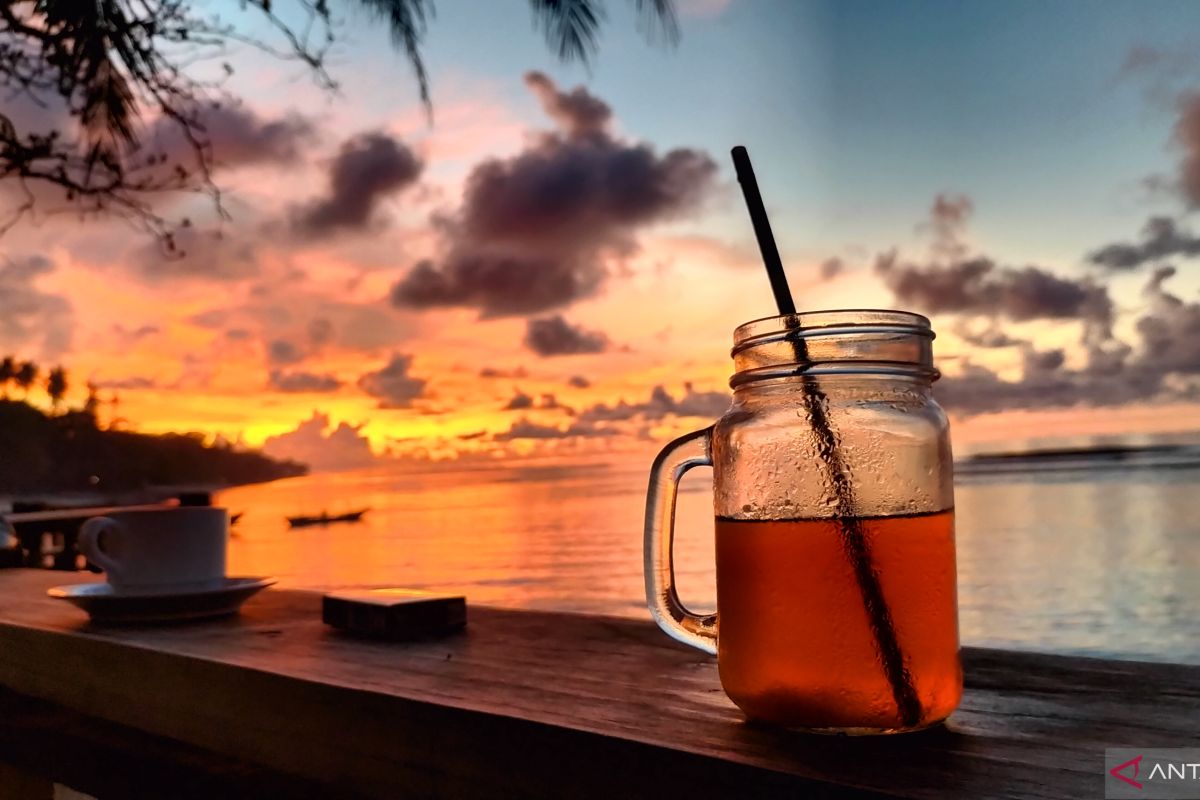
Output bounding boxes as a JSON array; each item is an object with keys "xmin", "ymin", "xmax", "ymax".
[{"xmin": 644, "ymin": 426, "xmax": 717, "ymax": 655}]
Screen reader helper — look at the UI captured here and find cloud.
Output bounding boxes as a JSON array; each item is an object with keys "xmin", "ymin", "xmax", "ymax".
[
  {"xmin": 3, "ymin": 102, "xmax": 313, "ymax": 226},
  {"xmin": 936, "ymin": 344, "xmax": 1142, "ymax": 416},
  {"xmin": 268, "ymin": 369, "xmax": 342, "ymax": 393},
  {"xmin": 523, "ymin": 315, "xmax": 610, "ymax": 356},
  {"xmin": 1136, "ymin": 266, "xmax": 1200, "ymax": 376},
  {"xmin": 503, "ymin": 388, "xmax": 534, "ymax": 410},
  {"xmin": 1122, "ymin": 89, "xmax": 1200, "ymax": 207},
  {"xmin": 356, "ymin": 354, "xmax": 428, "ymax": 408},
  {"xmin": 922, "ymin": 193, "xmax": 973, "ymax": 259},
  {"xmin": 502, "ymin": 388, "xmax": 572, "ymax": 412},
  {"xmin": 1114, "ymin": 43, "xmax": 1200, "ymax": 119},
  {"xmin": 1022, "ymin": 345, "xmax": 1065, "ymax": 374},
  {"xmin": 189, "ymin": 309, "xmax": 227, "ymax": 329},
  {"xmin": 390, "ymin": 72, "xmax": 717, "ymax": 318},
  {"xmin": 567, "ymin": 375, "xmax": 590, "ymax": 388},
  {"xmin": 307, "ymin": 318, "xmax": 334, "ymax": 347},
  {"xmin": 935, "ymin": 268, "xmax": 1200, "ymax": 415},
  {"xmin": 143, "ymin": 103, "xmax": 317, "ymax": 171},
  {"xmin": 1087, "ymin": 216, "xmax": 1200, "ymax": 270},
  {"xmin": 194, "ymin": 289, "xmax": 416, "ymax": 363},
  {"xmin": 876, "ymin": 198, "xmax": 1113, "ymax": 339},
  {"xmin": 292, "ymin": 132, "xmax": 423, "ymax": 238},
  {"xmin": 933, "ymin": 358, "xmax": 1158, "ymax": 417},
  {"xmin": 479, "ymin": 366, "xmax": 528, "ymax": 379},
  {"xmin": 578, "ymin": 382, "xmax": 728, "ymax": 423},
  {"xmin": 92, "ymin": 375, "xmax": 158, "ymax": 390},
  {"xmin": 872, "ymin": 194, "xmax": 1200, "ymax": 415},
  {"xmin": 323, "ymin": 303, "xmax": 415, "ymax": 353},
  {"xmin": 934, "ymin": 362, "xmax": 1071, "ymax": 416},
  {"xmin": 877, "ymin": 253, "xmax": 1113, "ymax": 334},
  {"xmin": 261, "ymin": 411, "xmax": 377, "ymax": 471},
  {"xmin": 538, "ymin": 393, "xmax": 572, "ymax": 412},
  {"xmin": 0, "ymin": 255, "xmax": 72, "ymax": 357},
  {"xmin": 112, "ymin": 324, "xmax": 160, "ymax": 344},
  {"xmin": 133, "ymin": 228, "xmax": 260, "ymax": 282},
  {"xmin": 819, "ymin": 257, "xmax": 844, "ymax": 281},
  {"xmin": 200, "ymin": 106, "xmax": 315, "ymax": 167},
  {"xmin": 392, "ymin": 253, "xmax": 602, "ymax": 318},
  {"xmin": 955, "ymin": 324, "xmax": 1024, "ymax": 349},
  {"xmin": 494, "ymin": 417, "xmax": 616, "ymax": 441},
  {"xmin": 1176, "ymin": 92, "xmax": 1200, "ymax": 207},
  {"xmin": 268, "ymin": 340, "xmax": 303, "ymax": 366},
  {"xmin": 524, "ymin": 72, "xmax": 612, "ymax": 137},
  {"xmin": 1118, "ymin": 45, "xmax": 1200, "ymax": 79}
]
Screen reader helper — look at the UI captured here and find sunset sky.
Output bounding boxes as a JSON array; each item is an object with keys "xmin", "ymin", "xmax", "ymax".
[{"xmin": 3, "ymin": 0, "xmax": 1200, "ymax": 469}]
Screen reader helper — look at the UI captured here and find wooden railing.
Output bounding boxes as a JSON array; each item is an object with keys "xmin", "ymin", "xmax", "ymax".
[{"xmin": 0, "ymin": 569, "xmax": 1197, "ymax": 799}]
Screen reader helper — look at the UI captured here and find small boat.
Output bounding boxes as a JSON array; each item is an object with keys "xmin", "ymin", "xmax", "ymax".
[
  {"xmin": 286, "ymin": 509, "xmax": 369, "ymax": 528},
  {"xmin": 230, "ymin": 512, "xmax": 244, "ymax": 526}
]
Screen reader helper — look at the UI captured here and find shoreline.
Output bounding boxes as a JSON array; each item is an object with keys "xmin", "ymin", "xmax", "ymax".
[{"xmin": 0, "ymin": 474, "xmax": 289, "ymax": 513}]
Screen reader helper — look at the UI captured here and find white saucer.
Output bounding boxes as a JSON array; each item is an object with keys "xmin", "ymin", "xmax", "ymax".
[{"xmin": 48, "ymin": 577, "xmax": 276, "ymax": 624}]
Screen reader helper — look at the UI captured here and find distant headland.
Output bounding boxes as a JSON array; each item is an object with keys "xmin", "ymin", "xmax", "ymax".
[
  {"xmin": 0, "ymin": 359, "xmax": 305, "ymax": 497},
  {"xmin": 957, "ymin": 442, "xmax": 1200, "ymax": 475}
]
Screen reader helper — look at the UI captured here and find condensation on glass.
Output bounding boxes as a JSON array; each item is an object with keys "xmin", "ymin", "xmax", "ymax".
[{"xmin": 644, "ymin": 310, "xmax": 961, "ymax": 734}]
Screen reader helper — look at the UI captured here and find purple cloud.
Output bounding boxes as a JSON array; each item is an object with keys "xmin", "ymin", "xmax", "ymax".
[
  {"xmin": 293, "ymin": 132, "xmax": 423, "ymax": 238},
  {"xmin": 390, "ymin": 72, "xmax": 717, "ymax": 317},
  {"xmin": 523, "ymin": 315, "xmax": 610, "ymax": 356},
  {"xmin": 357, "ymin": 354, "xmax": 428, "ymax": 408},
  {"xmin": 269, "ymin": 370, "xmax": 342, "ymax": 393}
]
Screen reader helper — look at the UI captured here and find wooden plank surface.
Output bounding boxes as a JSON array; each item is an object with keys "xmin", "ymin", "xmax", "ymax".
[
  {"xmin": 0, "ymin": 688, "xmax": 334, "ymax": 800},
  {"xmin": 0, "ymin": 569, "xmax": 1197, "ymax": 799}
]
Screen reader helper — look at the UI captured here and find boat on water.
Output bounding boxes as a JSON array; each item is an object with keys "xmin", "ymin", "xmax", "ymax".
[{"xmin": 287, "ymin": 509, "xmax": 369, "ymax": 528}]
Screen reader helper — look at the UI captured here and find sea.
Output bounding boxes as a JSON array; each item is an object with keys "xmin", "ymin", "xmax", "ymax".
[{"xmin": 218, "ymin": 440, "xmax": 1200, "ymax": 666}]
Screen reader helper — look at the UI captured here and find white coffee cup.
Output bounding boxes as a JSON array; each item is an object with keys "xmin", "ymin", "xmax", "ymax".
[{"xmin": 78, "ymin": 507, "xmax": 228, "ymax": 593}]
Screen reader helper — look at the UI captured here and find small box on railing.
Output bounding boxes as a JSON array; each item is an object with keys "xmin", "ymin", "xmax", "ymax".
[{"xmin": 322, "ymin": 589, "xmax": 467, "ymax": 641}]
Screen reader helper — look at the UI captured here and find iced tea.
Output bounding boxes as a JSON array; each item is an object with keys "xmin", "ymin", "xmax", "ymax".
[{"xmin": 715, "ymin": 509, "xmax": 961, "ymax": 731}]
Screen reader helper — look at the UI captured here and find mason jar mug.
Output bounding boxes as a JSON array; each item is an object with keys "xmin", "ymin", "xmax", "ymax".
[{"xmin": 644, "ymin": 310, "xmax": 961, "ymax": 734}]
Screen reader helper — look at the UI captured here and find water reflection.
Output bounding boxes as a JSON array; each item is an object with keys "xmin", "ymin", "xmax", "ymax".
[{"xmin": 220, "ymin": 462, "xmax": 1200, "ymax": 664}]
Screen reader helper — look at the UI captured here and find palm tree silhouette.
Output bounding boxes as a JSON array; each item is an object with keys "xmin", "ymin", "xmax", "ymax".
[
  {"xmin": 2, "ymin": 0, "xmax": 678, "ymax": 172},
  {"xmin": 83, "ymin": 381, "xmax": 101, "ymax": 423},
  {"xmin": 14, "ymin": 361, "xmax": 37, "ymax": 400},
  {"xmin": 357, "ymin": 1, "xmax": 679, "ymax": 107},
  {"xmin": 46, "ymin": 366, "xmax": 68, "ymax": 412},
  {"xmin": 0, "ymin": 357, "xmax": 13, "ymax": 400},
  {"xmin": 0, "ymin": 1, "xmax": 678, "ymax": 241}
]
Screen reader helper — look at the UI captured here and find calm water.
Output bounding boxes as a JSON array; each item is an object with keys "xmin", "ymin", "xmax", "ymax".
[{"xmin": 218, "ymin": 457, "xmax": 1200, "ymax": 665}]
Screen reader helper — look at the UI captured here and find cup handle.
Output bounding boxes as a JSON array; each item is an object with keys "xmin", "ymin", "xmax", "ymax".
[
  {"xmin": 644, "ymin": 426, "xmax": 717, "ymax": 655},
  {"xmin": 78, "ymin": 517, "xmax": 124, "ymax": 582}
]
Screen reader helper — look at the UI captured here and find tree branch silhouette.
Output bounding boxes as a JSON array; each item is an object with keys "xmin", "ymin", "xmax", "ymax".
[{"xmin": 0, "ymin": 0, "xmax": 677, "ymax": 247}]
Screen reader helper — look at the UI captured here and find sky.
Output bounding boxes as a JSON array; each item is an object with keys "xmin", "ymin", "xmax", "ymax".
[{"xmin": 2, "ymin": 0, "xmax": 1200, "ymax": 469}]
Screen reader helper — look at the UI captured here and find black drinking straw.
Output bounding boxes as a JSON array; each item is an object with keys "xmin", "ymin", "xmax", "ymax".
[{"xmin": 731, "ymin": 146, "xmax": 922, "ymax": 728}]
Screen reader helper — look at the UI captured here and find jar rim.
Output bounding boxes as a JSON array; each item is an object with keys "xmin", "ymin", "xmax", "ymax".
[
  {"xmin": 729, "ymin": 308, "xmax": 939, "ymax": 388},
  {"xmin": 733, "ymin": 309, "xmax": 932, "ymax": 346}
]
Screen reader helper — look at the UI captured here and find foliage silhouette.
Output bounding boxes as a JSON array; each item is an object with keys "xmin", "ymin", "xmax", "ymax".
[
  {"xmin": 14, "ymin": 361, "xmax": 37, "ymax": 399},
  {"xmin": 0, "ymin": 353, "xmax": 304, "ymax": 492},
  {"xmin": 0, "ymin": 357, "xmax": 13, "ymax": 400},
  {"xmin": 0, "ymin": 397, "xmax": 305, "ymax": 494},
  {"xmin": 46, "ymin": 365, "xmax": 67, "ymax": 410},
  {"xmin": 0, "ymin": 0, "xmax": 678, "ymax": 244}
]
